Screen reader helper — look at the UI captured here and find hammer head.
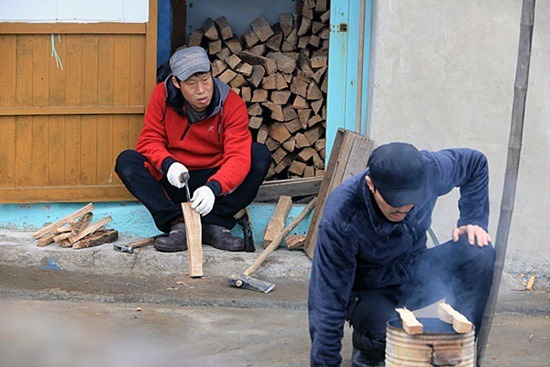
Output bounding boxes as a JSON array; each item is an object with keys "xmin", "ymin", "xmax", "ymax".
[
  {"xmin": 113, "ymin": 243, "xmax": 134, "ymax": 253},
  {"xmin": 228, "ymin": 274, "xmax": 275, "ymax": 293}
]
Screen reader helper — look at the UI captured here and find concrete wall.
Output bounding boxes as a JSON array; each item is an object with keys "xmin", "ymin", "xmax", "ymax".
[{"xmin": 367, "ymin": 0, "xmax": 549, "ymax": 275}]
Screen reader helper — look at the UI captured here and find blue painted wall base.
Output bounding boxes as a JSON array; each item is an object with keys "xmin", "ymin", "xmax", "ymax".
[{"xmin": 0, "ymin": 202, "xmax": 312, "ymax": 246}]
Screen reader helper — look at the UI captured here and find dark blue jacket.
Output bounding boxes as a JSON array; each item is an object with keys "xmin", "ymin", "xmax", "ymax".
[{"xmin": 308, "ymin": 148, "xmax": 489, "ymax": 366}]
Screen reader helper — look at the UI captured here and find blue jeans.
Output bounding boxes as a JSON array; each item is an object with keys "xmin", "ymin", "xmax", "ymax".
[
  {"xmin": 115, "ymin": 143, "xmax": 271, "ymax": 233},
  {"xmin": 348, "ymin": 236, "xmax": 495, "ymax": 360}
]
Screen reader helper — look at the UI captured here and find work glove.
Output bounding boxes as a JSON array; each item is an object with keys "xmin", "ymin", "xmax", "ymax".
[
  {"xmin": 166, "ymin": 162, "xmax": 189, "ymax": 189},
  {"xmin": 191, "ymin": 186, "xmax": 215, "ymax": 216}
]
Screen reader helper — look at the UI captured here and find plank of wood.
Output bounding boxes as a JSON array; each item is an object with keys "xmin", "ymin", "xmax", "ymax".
[
  {"xmin": 225, "ymin": 54, "xmax": 241, "ymax": 69},
  {"xmin": 71, "ymin": 212, "xmax": 94, "ymax": 236},
  {"xmin": 266, "ymin": 32, "xmax": 283, "ymax": 51},
  {"xmin": 304, "ymin": 129, "xmax": 374, "ymax": 258},
  {"xmin": 289, "ymin": 160, "xmax": 307, "ymax": 176},
  {"xmin": 242, "ymin": 29, "xmax": 260, "ymax": 48},
  {"xmin": 181, "ymin": 202, "xmax": 203, "ymax": 278},
  {"xmin": 215, "ymin": 47, "xmax": 232, "ymax": 61},
  {"xmin": 33, "ymin": 203, "xmax": 94, "ymax": 239},
  {"xmin": 249, "ymin": 116, "xmax": 263, "ymax": 130},
  {"xmin": 235, "ymin": 62, "xmax": 253, "ymax": 77},
  {"xmin": 272, "ymin": 90, "xmax": 291, "ymax": 105},
  {"xmin": 241, "ymin": 86, "xmax": 252, "ymax": 102},
  {"xmin": 285, "ymin": 119, "xmax": 302, "ymax": 134},
  {"xmin": 437, "ymin": 303, "xmax": 473, "ymax": 334},
  {"xmin": 251, "ymin": 89, "xmax": 269, "ymax": 103},
  {"xmin": 247, "ymin": 65, "xmax": 266, "ymax": 88},
  {"xmin": 286, "ymin": 234, "xmax": 306, "ymax": 250},
  {"xmin": 282, "ymin": 136, "xmax": 296, "ymax": 152},
  {"xmin": 214, "ymin": 16, "xmax": 233, "ymax": 40},
  {"xmin": 396, "ymin": 308, "xmax": 423, "ymax": 335},
  {"xmin": 255, "ymin": 177, "xmax": 323, "ymax": 202},
  {"xmin": 263, "ymin": 102, "xmax": 284, "ymax": 122},
  {"xmin": 53, "ymin": 232, "xmax": 72, "ymax": 244},
  {"xmin": 279, "ymin": 13, "xmax": 295, "ymax": 37},
  {"xmin": 203, "ymin": 17, "xmax": 219, "ymax": 41},
  {"xmin": 267, "ymin": 52, "xmax": 296, "ymax": 74},
  {"xmin": 268, "ymin": 122, "xmax": 291, "ymax": 143},
  {"xmin": 212, "ymin": 59, "xmax": 228, "ymax": 77},
  {"xmin": 53, "ymin": 225, "xmax": 72, "ymax": 235},
  {"xmin": 188, "ymin": 29, "xmax": 204, "ymax": 47},
  {"xmin": 290, "ymin": 78, "xmax": 308, "ymax": 98},
  {"xmin": 526, "ymin": 275, "xmax": 536, "ymax": 290},
  {"xmin": 315, "ymin": 0, "xmax": 328, "ymax": 13},
  {"xmin": 244, "ymin": 197, "xmax": 317, "ymax": 276},
  {"xmin": 229, "ymin": 74, "xmax": 247, "ymax": 88},
  {"xmin": 272, "ymin": 147, "xmax": 288, "ymax": 164},
  {"xmin": 298, "ymin": 109, "xmax": 312, "ymax": 127},
  {"xmin": 208, "ymin": 39, "xmax": 222, "ymax": 55},
  {"xmin": 37, "ymin": 233, "xmax": 56, "ymax": 247},
  {"xmin": 73, "ymin": 229, "xmax": 119, "ymax": 249},
  {"xmin": 306, "ymin": 81, "xmax": 323, "ymax": 100},
  {"xmin": 265, "ymin": 137, "xmax": 279, "ymax": 152},
  {"xmin": 68, "ymin": 216, "xmax": 112, "ymax": 243},
  {"xmin": 250, "ymin": 15, "xmax": 274, "ymax": 42},
  {"xmin": 297, "ymin": 16, "xmax": 312, "ymax": 37},
  {"xmin": 218, "ymin": 68, "xmax": 237, "ymax": 84},
  {"xmin": 238, "ymin": 51, "xmax": 277, "ymax": 75},
  {"xmin": 264, "ymin": 195, "xmax": 293, "ymax": 248}
]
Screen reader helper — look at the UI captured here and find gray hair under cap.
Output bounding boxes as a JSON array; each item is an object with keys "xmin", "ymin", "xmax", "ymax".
[{"xmin": 170, "ymin": 46, "xmax": 211, "ymax": 81}]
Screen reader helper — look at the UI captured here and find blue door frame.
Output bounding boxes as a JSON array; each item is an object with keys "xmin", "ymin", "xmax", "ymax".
[
  {"xmin": 326, "ymin": 0, "xmax": 372, "ymax": 155},
  {"xmin": 0, "ymin": 0, "xmax": 372, "ymax": 242}
]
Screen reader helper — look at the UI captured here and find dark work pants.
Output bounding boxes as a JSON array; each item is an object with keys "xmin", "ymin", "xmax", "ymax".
[
  {"xmin": 348, "ymin": 236, "xmax": 496, "ymax": 361},
  {"xmin": 115, "ymin": 143, "xmax": 271, "ymax": 233}
]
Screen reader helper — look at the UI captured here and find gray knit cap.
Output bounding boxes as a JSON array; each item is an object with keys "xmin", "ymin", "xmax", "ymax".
[{"xmin": 169, "ymin": 46, "xmax": 211, "ymax": 81}]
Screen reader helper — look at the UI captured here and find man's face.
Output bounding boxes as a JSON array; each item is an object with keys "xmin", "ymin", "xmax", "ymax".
[
  {"xmin": 366, "ymin": 176, "xmax": 414, "ymax": 222},
  {"xmin": 172, "ymin": 72, "xmax": 214, "ymax": 112}
]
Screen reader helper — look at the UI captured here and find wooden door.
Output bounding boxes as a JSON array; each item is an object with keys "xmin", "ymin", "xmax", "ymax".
[{"xmin": 0, "ymin": 2, "xmax": 157, "ymax": 203}]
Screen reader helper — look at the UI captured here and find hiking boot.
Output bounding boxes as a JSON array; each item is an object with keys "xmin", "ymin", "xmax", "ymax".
[
  {"xmin": 351, "ymin": 348, "xmax": 385, "ymax": 367},
  {"xmin": 202, "ymin": 223, "xmax": 245, "ymax": 252},
  {"xmin": 154, "ymin": 222, "xmax": 187, "ymax": 252}
]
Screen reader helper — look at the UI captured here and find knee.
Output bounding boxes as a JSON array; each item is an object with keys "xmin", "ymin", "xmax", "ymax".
[
  {"xmin": 250, "ymin": 143, "xmax": 272, "ymax": 173},
  {"xmin": 115, "ymin": 150, "xmax": 144, "ymax": 177},
  {"xmin": 454, "ymin": 235, "xmax": 495, "ymax": 269}
]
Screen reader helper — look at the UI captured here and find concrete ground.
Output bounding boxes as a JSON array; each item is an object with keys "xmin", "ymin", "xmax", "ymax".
[{"xmin": 0, "ymin": 229, "xmax": 548, "ymax": 366}]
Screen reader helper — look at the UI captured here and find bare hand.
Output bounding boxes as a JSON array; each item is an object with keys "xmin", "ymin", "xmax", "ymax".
[{"xmin": 452, "ymin": 225, "xmax": 492, "ymax": 247}]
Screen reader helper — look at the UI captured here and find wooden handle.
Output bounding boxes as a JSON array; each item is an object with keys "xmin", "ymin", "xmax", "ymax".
[
  {"xmin": 128, "ymin": 237, "xmax": 155, "ymax": 248},
  {"xmin": 243, "ymin": 197, "xmax": 317, "ymax": 276}
]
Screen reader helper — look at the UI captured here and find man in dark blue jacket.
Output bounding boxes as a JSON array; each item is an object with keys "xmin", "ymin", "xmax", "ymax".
[{"xmin": 308, "ymin": 142, "xmax": 495, "ymax": 367}]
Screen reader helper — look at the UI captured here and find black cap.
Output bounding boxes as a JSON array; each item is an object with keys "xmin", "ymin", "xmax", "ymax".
[{"xmin": 367, "ymin": 142, "xmax": 425, "ymax": 207}]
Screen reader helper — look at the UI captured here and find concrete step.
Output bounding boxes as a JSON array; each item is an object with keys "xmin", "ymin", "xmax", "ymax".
[{"xmin": 0, "ymin": 229, "xmax": 312, "ymax": 281}]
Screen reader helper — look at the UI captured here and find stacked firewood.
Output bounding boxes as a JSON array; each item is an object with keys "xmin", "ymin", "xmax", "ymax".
[
  {"xmin": 33, "ymin": 203, "xmax": 118, "ymax": 249},
  {"xmin": 186, "ymin": 0, "xmax": 329, "ymax": 180}
]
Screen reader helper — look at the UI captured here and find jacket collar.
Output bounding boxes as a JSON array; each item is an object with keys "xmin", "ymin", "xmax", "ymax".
[{"xmin": 163, "ymin": 76, "xmax": 230, "ymax": 121}]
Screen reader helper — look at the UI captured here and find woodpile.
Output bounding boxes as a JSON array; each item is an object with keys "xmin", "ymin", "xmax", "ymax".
[
  {"xmin": 186, "ymin": 0, "xmax": 330, "ymax": 180},
  {"xmin": 32, "ymin": 203, "xmax": 118, "ymax": 249}
]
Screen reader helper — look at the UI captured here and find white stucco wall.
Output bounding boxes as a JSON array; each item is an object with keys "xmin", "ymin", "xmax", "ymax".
[
  {"xmin": 368, "ymin": 0, "xmax": 549, "ymax": 275},
  {"xmin": 0, "ymin": 0, "xmax": 148, "ymax": 22}
]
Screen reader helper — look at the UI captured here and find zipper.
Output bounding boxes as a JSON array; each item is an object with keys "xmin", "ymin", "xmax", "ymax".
[{"xmin": 180, "ymin": 122, "xmax": 193, "ymax": 140}]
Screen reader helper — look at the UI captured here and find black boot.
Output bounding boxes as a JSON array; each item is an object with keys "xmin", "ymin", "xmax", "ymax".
[
  {"xmin": 351, "ymin": 348, "xmax": 385, "ymax": 367},
  {"xmin": 154, "ymin": 222, "xmax": 187, "ymax": 252},
  {"xmin": 202, "ymin": 223, "xmax": 245, "ymax": 252}
]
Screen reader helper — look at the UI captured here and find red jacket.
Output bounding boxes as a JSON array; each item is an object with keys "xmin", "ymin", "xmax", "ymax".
[{"xmin": 136, "ymin": 78, "xmax": 252, "ymax": 194}]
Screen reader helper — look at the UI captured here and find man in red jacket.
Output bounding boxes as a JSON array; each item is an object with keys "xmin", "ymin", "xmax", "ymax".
[{"xmin": 115, "ymin": 46, "xmax": 271, "ymax": 252}]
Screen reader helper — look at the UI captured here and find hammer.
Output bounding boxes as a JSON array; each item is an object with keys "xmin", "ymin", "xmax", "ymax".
[
  {"xmin": 113, "ymin": 237, "xmax": 155, "ymax": 253},
  {"xmin": 228, "ymin": 197, "xmax": 317, "ymax": 293}
]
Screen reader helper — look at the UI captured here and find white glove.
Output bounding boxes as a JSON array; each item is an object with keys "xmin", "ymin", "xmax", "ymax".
[
  {"xmin": 166, "ymin": 162, "xmax": 189, "ymax": 189},
  {"xmin": 191, "ymin": 186, "xmax": 215, "ymax": 216}
]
